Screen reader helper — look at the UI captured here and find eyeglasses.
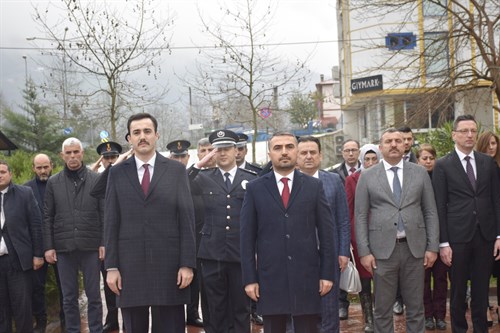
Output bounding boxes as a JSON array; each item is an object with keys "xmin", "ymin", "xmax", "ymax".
[
  {"xmin": 343, "ymin": 149, "xmax": 359, "ymax": 154},
  {"xmin": 454, "ymin": 129, "xmax": 478, "ymax": 134}
]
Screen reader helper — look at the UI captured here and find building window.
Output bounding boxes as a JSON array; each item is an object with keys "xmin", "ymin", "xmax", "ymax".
[
  {"xmin": 423, "ymin": 0, "xmax": 447, "ymax": 17},
  {"xmin": 385, "ymin": 33, "xmax": 417, "ymax": 50},
  {"xmin": 424, "ymin": 32, "xmax": 449, "ymax": 77}
]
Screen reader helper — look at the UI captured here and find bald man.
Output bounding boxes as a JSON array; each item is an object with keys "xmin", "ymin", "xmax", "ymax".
[{"xmin": 24, "ymin": 154, "xmax": 65, "ymax": 332}]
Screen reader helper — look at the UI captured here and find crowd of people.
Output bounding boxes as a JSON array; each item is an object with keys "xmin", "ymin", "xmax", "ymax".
[{"xmin": 1, "ymin": 112, "xmax": 500, "ymax": 333}]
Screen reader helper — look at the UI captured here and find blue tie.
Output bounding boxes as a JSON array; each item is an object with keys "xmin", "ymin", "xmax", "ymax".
[
  {"xmin": 391, "ymin": 167, "xmax": 404, "ymax": 232},
  {"xmin": 224, "ymin": 172, "xmax": 231, "ymax": 191}
]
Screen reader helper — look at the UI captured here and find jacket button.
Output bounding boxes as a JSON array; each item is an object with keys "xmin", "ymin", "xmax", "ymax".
[
  {"xmin": 227, "ymin": 205, "xmax": 231, "ymax": 209},
  {"xmin": 227, "ymin": 195, "xmax": 231, "ymax": 198},
  {"xmin": 288, "ymin": 256, "xmax": 292, "ymax": 260},
  {"xmin": 227, "ymin": 216, "xmax": 230, "ymax": 220},
  {"xmin": 226, "ymin": 226, "xmax": 230, "ymax": 230},
  {"xmin": 285, "ymin": 214, "xmax": 289, "ymax": 218},
  {"xmin": 286, "ymin": 234, "xmax": 290, "ymax": 239}
]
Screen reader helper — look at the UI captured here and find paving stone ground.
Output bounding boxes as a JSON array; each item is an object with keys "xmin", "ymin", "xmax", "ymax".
[{"xmin": 46, "ymin": 285, "xmax": 500, "ymax": 333}]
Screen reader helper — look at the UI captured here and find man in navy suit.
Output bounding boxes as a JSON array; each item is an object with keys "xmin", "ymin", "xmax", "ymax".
[
  {"xmin": 0, "ymin": 160, "xmax": 44, "ymax": 332},
  {"xmin": 297, "ymin": 136, "xmax": 350, "ymax": 333},
  {"xmin": 433, "ymin": 115, "xmax": 500, "ymax": 332},
  {"xmin": 240, "ymin": 132, "xmax": 335, "ymax": 333},
  {"xmin": 105, "ymin": 113, "xmax": 196, "ymax": 333}
]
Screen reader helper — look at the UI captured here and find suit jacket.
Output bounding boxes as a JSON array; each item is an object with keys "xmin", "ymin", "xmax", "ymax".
[
  {"xmin": 432, "ymin": 150, "xmax": 500, "ymax": 243},
  {"xmin": 2, "ymin": 184, "xmax": 43, "ymax": 271},
  {"xmin": 104, "ymin": 153, "xmax": 196, "ymax": 308},
  {"xmin": 318, "ymin": 170, "xmax": 350, "ymax": 260},
  {"xmin": 190, "ymin": 167, "xmax": 258, "ymax": 262},
  {"xmin": 332, "ymin": 161, "xmax": 361, "ymax": 184},
  {"xmin": 355, "ymin": 161, "xmax": 439, "ymax": 260},
  {"xmin": 24, "ymin": 178, "xmax": 44, "ymax": 215},
  {"xmin": 240, "ymin": 170, "xmax": 335, "ymax": 316}
]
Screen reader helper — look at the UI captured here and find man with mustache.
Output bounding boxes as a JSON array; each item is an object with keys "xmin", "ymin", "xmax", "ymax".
[
  {"xmin": 240, "ymin": 132, "xmax": 335, "ymax": 333},
  {"xmin": 104, "ymin": 113, "xmax": 196, "ymax": 333},
  {"xmin": 355, "ymin": 128, "xmax": 439, "ymax": 332},
  {"xmin": 43, "ymin": 138, "xmax": 104, "ymax": 333},
  {"xmin": 24, "ymin": 154, "xmax": 65, "ymax": 333}
]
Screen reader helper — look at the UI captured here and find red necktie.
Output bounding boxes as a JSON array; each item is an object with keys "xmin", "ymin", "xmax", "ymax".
[
  {"xmin": 141, "ymin": 164, "xmax": 150, "ymax": 195},
  {"xmin": 281, "ymin": 177, "xmax": 290, "ymax": 208}
]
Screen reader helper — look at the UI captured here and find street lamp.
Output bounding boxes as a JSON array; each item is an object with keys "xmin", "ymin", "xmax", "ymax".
[{"xmin": 22, "ymin": 55, "xmax": 28, "ymax": 89}]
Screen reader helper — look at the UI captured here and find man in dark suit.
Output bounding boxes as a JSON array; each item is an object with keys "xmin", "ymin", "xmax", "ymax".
[
  {"xmin": 104, "ymin": 113, "xmax": 196, "ymax": 333},
  {"xmin": 398, "ymin": 126, "xmax": 417, "ymax": 163},
  {"xmin": 331, "ymin": 138, "xmax": 360, "ymax": 319},
  {"xmin": 432, "ymin": 114, "xmax": 500, "ymax": 333},
  {"xmin": 332, "ymin": 139, "xmax": 361, "ymax": 184},
  {"xmin": 240, "ymin": 132, "xmax": 335, "ymax": 333},
  {"xmin": 24, "ymin": 154, "xmax": 65, "ymax": 333},
  {"xmin": 297, "ymin": 136, "xmax": 350, "ymax": 333},
  {"xmin": 188, "ymin": 129, "xmax": 257, "ymax": 333},
  {"xmin": 0, "ymin": 160, "xmax": 44, "ymax": 332},
  {"xmin": 355, "ymin": 128, "xmax": 439, "ymax": 332}
]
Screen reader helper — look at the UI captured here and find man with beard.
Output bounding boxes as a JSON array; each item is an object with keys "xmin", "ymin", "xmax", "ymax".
[
  {"xmin": 355, "ymin": 128, "xmax": 439, "ymax": 332},
  {"xmin": 240, "ymin": 132, "xmax": 335, "ymax": 333},
  {"xmin": 24, "ymin": 154, "xmax": 65, "ymax": 333}
]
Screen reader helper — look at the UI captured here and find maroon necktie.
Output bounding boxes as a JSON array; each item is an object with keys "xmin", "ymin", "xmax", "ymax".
[
  {"xmin": 349, "ymin": 167, "xmax": 356, "ymax": 175},
  {"xmin": 141, "ymin": 164, "xmax": 150, "ymax": 195},
  {"xmin": 281, "ymin": 177, "xmax": 290, "ymax": 208}
]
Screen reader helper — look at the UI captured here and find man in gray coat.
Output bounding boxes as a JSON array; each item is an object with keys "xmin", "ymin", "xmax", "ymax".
[
  {"xmin": 105, "ymin": 113, "xmax": 196, "ymax": 333},
  {"xmin": 355, "ymin": 128, "xmax": 439, "ymax": 333},
  {"xmin": 44, "ymin": 137, "xmax": 104, "ymax": 333}
]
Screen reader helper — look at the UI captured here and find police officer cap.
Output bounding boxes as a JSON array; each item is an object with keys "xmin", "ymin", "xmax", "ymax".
[
  {"xmin": 167, "ymin": 140, "xmax": 191, "ymax": 156},
  {"xmin": 236, "ymin": 133, "xmax": 248, "ymax": 148},
  {"xmin": 209, "ymin": 129, "xmax": 239, "ymax": 148},
  {"xmin": 96, "ymin": 141, "xmax": 122, "ymax": 157}
]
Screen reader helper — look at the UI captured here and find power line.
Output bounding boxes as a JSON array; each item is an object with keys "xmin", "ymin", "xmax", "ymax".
[{"xmin": 0, "ymin": 37, "xmax": 381, "ymax": 51}]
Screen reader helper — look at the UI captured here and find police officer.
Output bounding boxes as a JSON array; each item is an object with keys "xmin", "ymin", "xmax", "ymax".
[
  {"xmin": 165, "ymin": 139, "xmax": 206, "ymax": 328},
  {"xmin": 167, "ymin": 140, "xmax": 191, "ymax": 167},
  {"xmin": 94, "ymin": 141, "xmax": 123, "ymax": 333},
  {"xmin": 188, "ymin": 130, "xmax": 257, "ymax": 333},
  {"xmin": 236, "ymin": 134, "xmax": 263, "ymax": 174}
]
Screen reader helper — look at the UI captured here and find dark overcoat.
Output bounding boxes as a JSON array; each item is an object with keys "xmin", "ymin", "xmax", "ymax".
[
  {"xmin": 240, "ymin": 170, "xmax": 335, "ymax": 315},
  {"xmin": 104, "ymin": 153, "xmax": 196, "ymax": 308}
]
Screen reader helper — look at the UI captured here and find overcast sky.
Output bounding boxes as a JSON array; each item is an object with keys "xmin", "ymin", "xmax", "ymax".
[{"xmin": 0, "ymin": 0, "xmax": 338, "ymax": 114}]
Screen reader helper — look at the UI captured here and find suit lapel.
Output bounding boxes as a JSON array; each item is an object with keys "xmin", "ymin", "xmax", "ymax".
[
  {"xmin": 375, "ymin": 163, "xmax": 395, "ymax": 204},
  {"xmin": 123, "ymin": 158, "xmax": 144, "ymax": 198},
  {"xmin": 148, "ymin": 154, "xmax": 168, "ymax": 199},
  {"xmin": 401, "ymin": 162, "xmax": 413, "ymax": 204},
  {"xmin": 230, "ymin": 169, "xmax": 245, "ymax": 193},
  {"xmin": 451, "ymin": 151, "xmax": 475, "ymax": 192},
  {"xmin": 287, "ymin": 170, "xmax": 303, "ymax": 210},
  {"xmin": 263, "ymin": 172, "xmax": 285, "ymax": 210}
]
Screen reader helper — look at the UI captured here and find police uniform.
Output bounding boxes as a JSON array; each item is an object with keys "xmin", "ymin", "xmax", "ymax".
[
  {"xmin": 237, "ymin": 133, "xmax": 263, "ymax": 174},
  {"xmin": 96, "ymin": 141, "xmax": 122, "ymax": 157},
  {"xmin": 166, "ymin": 140, "xmax": 190, "ymax": 158},
  {"xmin": 188, "ymin": 130, "xmax": 257, "ymax": 333},
  {"xmin": 166, "ymin": 139, "xmax": 206, "ymax": 327},
  {"xmin": 93, "ymin": 141, "xmax": 123, "ymax": 333}
]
